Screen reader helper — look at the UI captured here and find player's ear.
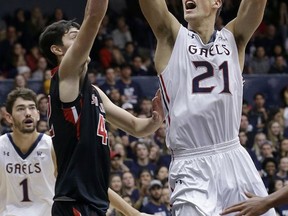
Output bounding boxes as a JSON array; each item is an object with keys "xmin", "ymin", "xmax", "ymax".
[
  {"xmin": 5, "ymin": 113, "xmax": 13, "ymax": 125},
  {"xmin": 50, "ymin": 45, "xmax": 64, "ymax": 56},
  {"xmin": 212, "ymin": 0, "xmax": 222, "ymax": 9}
]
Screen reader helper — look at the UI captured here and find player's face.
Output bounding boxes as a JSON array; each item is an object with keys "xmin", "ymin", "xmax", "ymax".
[
  {"xmin": 9, "ymin": 98, "xmax": 39, "ymax": 133},
  {"xmin": 182, "ymin": 0, "xmax": 217, "ymax": 22}
]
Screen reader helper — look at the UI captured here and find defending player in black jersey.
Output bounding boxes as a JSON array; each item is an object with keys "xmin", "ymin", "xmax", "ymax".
[{"xmin": 39, "ymin": 0, "xmax": 163, "ymax": 215}]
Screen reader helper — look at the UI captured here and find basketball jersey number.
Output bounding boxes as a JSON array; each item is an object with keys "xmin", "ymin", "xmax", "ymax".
[
  {"xmin": 20, "ymin": 178, "xmax": 31, "ymax": 202},
  {"xmin": 97, "ymin": 114, "xmax": 108, "ymax": 145},
  {"xmin": 192, "ymin": 61, "xmax": 231, "ymax": 94}
]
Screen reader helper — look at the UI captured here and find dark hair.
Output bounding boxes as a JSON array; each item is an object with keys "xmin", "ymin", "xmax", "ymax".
[
  {"xmin": 6, "ymin": 88, "xmax": 38, "ymax": 114},
  {"xmin": 39, "ymin": 20, "xmax": 80, "ymax": 67}
]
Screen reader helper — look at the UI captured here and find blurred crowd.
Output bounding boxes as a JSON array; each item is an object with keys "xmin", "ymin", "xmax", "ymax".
[{"xmin": 1, "ymin": 0, "xmax": 288, "ymax": 215}]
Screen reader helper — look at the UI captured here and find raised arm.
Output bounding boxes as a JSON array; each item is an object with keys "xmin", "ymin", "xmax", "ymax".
[
  {"xmin": 139, "ymin": 0, "xmax": 180, "ymax": 73},
  {"xmin": 225, "ymin": 0, "xmax": 267, "ymax": 70},
  {"xmin": 95, "ymin": 86, "xmax": 164, "ymax": 137},
  {"xmin": 226, "ymin": 0, "xmax": 267, "ymax": 47},
  {"xmin": 58, "ymin": 0, "xmax": 108, "ymax": 102}
]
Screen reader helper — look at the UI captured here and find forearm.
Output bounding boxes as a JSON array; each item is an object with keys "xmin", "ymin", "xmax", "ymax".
[
  {"xmin": 132, "ymin": 116, "xmax": 162, "ymax": 138},
  {"xmin": 266, "ymin": 185, "xmax": 288, "ymax": 208},
  {"xmin": 108, "ymin": 188, "xmax": 139, "ymax": 216}
]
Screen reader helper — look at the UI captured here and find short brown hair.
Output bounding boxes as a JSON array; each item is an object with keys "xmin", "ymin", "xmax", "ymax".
[{"xmin": 6, "ymin": 88, "xmax": 38, "ymax": 114}]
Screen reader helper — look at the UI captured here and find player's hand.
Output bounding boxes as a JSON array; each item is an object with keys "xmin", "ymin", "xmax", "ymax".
[
  {"xmin": 220, "ymin": 192, "xmax": 269, "ymax": 216},
  {"xmin": 151, "ymin": 89, "xmax": 164, "ymax": 123}
]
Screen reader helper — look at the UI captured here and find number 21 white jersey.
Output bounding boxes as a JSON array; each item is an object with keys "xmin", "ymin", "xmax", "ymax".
[
  {"xmin": 0, "ymin": 133, "xmax": 55, "ymax": 216},
  {"xmin": 159, "ymin": 25, "xmax": 243, "ymax": 150}
]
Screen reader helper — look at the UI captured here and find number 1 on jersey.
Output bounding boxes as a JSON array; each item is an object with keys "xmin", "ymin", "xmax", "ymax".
[{"xmin": 20, "ymin": 178, "xmax": 31, "ymax": 202}]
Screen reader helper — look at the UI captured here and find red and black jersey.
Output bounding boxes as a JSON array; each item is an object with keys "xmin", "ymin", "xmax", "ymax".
[{"xmin": 48, "ymin": 68, "xmax": 110, "ymax": 215}]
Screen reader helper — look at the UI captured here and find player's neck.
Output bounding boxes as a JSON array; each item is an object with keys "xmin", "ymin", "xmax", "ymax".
[
  {"xmin": 10, "ymin": 130, "xmax": 39, "ymax": 154},
  {"xmin": 188, "ymin": 21, "xmax": 216, "ymax": 44}
]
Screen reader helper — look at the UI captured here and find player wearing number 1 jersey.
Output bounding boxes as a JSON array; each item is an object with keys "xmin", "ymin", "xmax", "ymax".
[
  {"xmin": 0, "ymin": 88, "xmax": 56, "ymax": 216},
  {"xmin": 138, "ymin": 0, "xmax": 276, "ymax": 215}
]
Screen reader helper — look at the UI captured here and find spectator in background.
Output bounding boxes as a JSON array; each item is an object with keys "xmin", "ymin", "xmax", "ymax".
[
  {"xmin": 37, "ymin": 118, "xmax": 49, "ymax": 133},
  {"xmin": 122, "ymin": 171, "xmax": 140, "ymax": 204},
  {"xmin": 269, "ymin": 55, "xmax": 288, "ymax": 74},
  {"xmin": 37, "ymin": 95, "xmax": 48, "ymax": 121},
  {"xmin": 276, "ymin": 157, "xmax": 288, "ymax": 181},
  {"xmin": 100, "ymin": 67, "xmax": 117, "ymax": 95},
  {"xmin": 129, "ymin": 142, "xmax": 156, "ymax": 178},
  {"xmin": 155, "ymin": 165, "xmax": 169, "ymax": 186},
  {"xmin": 112, "ymin": 16, "xmax": 133, "ymax": 50},
  {"xmin": 0, "ymin": 25, "xmax": 19, "ymax": 77},
  {"xmin": 260, "ymin": 141, "xmax": 276, "ymax": 163},
  {"xmin": 13, "ymin": 74, "xmax": 27, "ymax": 89},
  {"xmin": 123, "ymin": 42, "xmax": 138, "ymax": 65},
  {"xmin": 279, "ymin": 139, "xmax": 288, "ymax": 159},
  {"xmin": 261, "ymin": 157, "xmax": 278, "ymax": 192},
  {"xmin": 0, "ymin": 105, "xmax": 12, "ymax": 134},
  {"xmin": 248, "ymin": 46, "xmax": 271, "ymax": 74},
  {"xmin": 31, "ymin": 57, "xmax": 47, "ymax": 80},
  {"xmin": 99, "ymin": 36, "xmax": 115, "ymax": 69},
  {"xmin": 108, "ymin": 88, "xmax": 123, "ymax": 107},
  {"xmin": 27, "ymin": 6, "xmax": 47, "ymax": 42},
  {"xmin": 110, "ymin": 173, "xmax": 124, "ymax": 195},
  {"xmin": 161, "ymin": 186, "xmax": 171, "ymax": 213},
  {"xmin": 43, "ymin": 69, "xmax": 51, "ymax": 95},
  {"xmin": 131, "ymin": 55, "xmax": 149, "ymax": 76},
  {"xmin": 17, "ymin": 65, "xmax": 31, "ymax": 80},
  {"xmin": 267, "ymin": 120, "xmax": 284, "ymax": 153},
  {"xmin": 140, "ymin": 180, "xmax": 170, "ymax": 216},
  {"xmin": 240, "ymin": 113, "xmax": 254, "ymax": 149},
  {"xmin": 249, "ymin": 92, "xmax": 269, "ymax": 135},
  {"xmin": 252, "ymin": 132, "xmax": 268, "ymax": 162},
  {"xmin": 239, "ymin": 131, "xmax": 261, "ymax": 171},
  {"xmin": 110, "ymin": 150, "xmax": 130, "ymax": 175},
  {"xmin": 116, "ymin": 64, "xmax": 143, "ymax": 106},
  {"xmin": 25, "ymin": 45, "xmax": 42, "ymax": 72},
  {"xmin": 138, "ymin": 97, "xmax": 152, "ymax": 118}
]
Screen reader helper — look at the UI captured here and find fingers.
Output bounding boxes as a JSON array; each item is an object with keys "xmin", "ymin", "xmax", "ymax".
[
  {"xmin": 244, "ymin": 192, "xmax": 256, "ymax": 198},
  {"xmin": 220, "ymin": 203, "xmax": 245, "ymax": 215}
]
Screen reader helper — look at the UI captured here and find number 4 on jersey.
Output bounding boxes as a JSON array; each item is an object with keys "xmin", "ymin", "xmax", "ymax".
[{"xmin": 97, "ymin": 114, "xmax": 108, "ymax": 145}]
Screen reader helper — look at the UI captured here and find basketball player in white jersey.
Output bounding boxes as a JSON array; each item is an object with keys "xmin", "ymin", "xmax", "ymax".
[
  {"xmin": 138, "ymin": 0, "xmax": 276, "ymax": 215},
  {"xmin": 0, "ymin": 88, "xmax": 155, "ymax": 216},
  {"xmin": 0, "ymin": 88, "xmax": 56, "ymax": 216}
]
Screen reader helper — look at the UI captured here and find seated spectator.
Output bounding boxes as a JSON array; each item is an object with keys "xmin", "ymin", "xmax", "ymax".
[
  {"xmin": 100, "ymin": 67, "xmax": 117, "ymax": 95},
  {"xmin": 279, "ymin": 139, "xmax": 288, "ymax": 159},
  {"xmin": 261, "ymin": 157, "xmax": 278, "ymax": 191},
  {"xmin": 259, "ymin": 141, "xmax": 276, "ymax": 163},
  {"xmin": 248, "ymin": 46, "xmax": 271, "ymax": 74},
  {"xmin": 129, "ymin": 142, "xmax": 156, "ymax": 178},
  {"xmin": 116, "ymin": 63, "xmax": 143, "ymax": 106},
  {"xmin": 140, "ymin": 180, "xmax": 170, "ymax": 216},
  {"xmin": 276, "ymin": 157, "xmax": 288, "ymax": 181},
  {"xmin": 13, "ymin": 74, "xmax": 27, "ymax": 89},
  {"xmin": 269, "ymin": 55, "xmax": 288, "ymax": 74},
  {"xmin": 17, "ymin": 65, "xmax": 31, "ymax": 80},
  {"xmin": 111, "ymin": 16, "xmax": 132, "ymax": 50},
  {"xmin": 31, "ymin": 56, "xmax": 47, "ymax": 80},
  {"xmin": 37, "ymin": 119, "xmax": 49, "ymax": 134},
  {"xmin": 110, "ymin": 150, "xmax": 130, "ymax": 175},
  {"xmin": 122, "ymin": 171, "xmax": 140, "ymax": 204}
]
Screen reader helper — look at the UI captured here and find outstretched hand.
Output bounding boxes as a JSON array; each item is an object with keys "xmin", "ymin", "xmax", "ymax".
[
  {"xmin": 220, "ymin": 192, "xmax": 269, "ymax": 216},
  {"xmin": 151, "ymin": 89, "xmax": 164, "ymax": 123}
]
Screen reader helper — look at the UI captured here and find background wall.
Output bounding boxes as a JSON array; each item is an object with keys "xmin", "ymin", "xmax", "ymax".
[{"xmin": 1, "ymin": 75, "xmax": 287, "ymax": 108}]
